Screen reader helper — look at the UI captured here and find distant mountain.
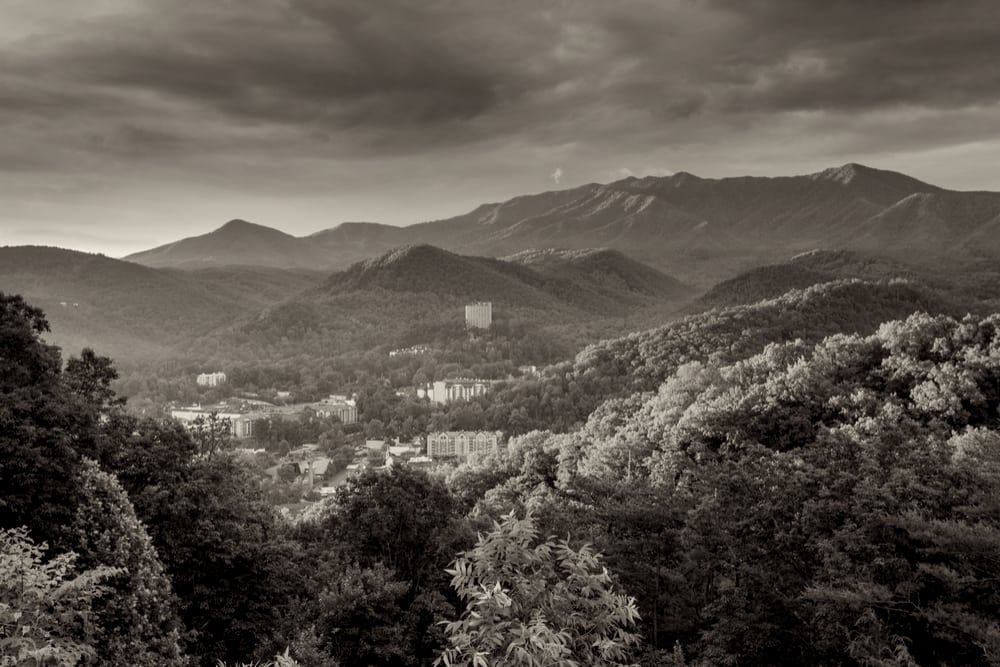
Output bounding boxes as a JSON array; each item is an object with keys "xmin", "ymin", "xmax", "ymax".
[
  {"xmin": 307, "ymin": 222, "xmax": 411, "ymax": 266},
  {"xmin": 848, "ymin": 191, "xmax": 1000, "ymax": 255},
  {"xmin": 0, "ymin": 246, "xmax": 321, "ymax": 362},
  {"xmin": 125, "ymin": 163, "xmax": 1000, "ymax": 288},
  {"xmin": 125, "ymin": 219, "xmax": 329, "ymax": 269}
]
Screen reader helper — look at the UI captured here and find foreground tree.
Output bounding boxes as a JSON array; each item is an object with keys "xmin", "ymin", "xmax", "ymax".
[
  {"xmin": 0, "ymin": 293, "xmax": 82, "ymax": 549},
  {"xmin": 70, "ymin": 459, "xmax": 185, "ymax": 667},
  {"xmin": 294, "ymin": 467, "xmax": 471, "ymax": 666},
  {"xmin": 436, "ymin": 512, "xmax": 641, "ymax": 667},
  {"xmin": 141, "ymin": 454, "xmax": 298, "ymax": 666},
  {"xmin": 0, "ymin": 527, "xmax": 116, "ymax": 666}
]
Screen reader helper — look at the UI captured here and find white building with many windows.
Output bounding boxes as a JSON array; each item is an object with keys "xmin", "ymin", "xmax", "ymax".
[
  {"xmin": 310, "ymin": 395, "xmax": 358, "ymax": 424},
  {"xmin": 426, "ymin": 431, "xmax": 503, "ymax": 459},
  {"xmin": 428, "ymin": 378, "xmax": 496, "ymax": 405},
  {"xmin": 464, "ymin": 302, "xmax": 492, "ymax": 329},
  {"xmin": 196, "ymin": 371, "xmax": 227, "ymax": 387}
]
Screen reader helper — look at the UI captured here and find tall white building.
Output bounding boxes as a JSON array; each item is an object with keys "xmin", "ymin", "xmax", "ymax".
[
  {"xmin": 196, "ymin": 372, "xmax": 227, "ymax": 387},
  {"xmin": 465, "ymin": 302, "xmax": 492, "ymax": 329},
  {"xmin": 428, "ymin": 378, "xmax": 495, "ymax": 404}
]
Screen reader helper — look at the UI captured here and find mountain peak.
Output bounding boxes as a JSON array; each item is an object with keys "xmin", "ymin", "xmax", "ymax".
[
  {"xmin": 669, "ymin": 170, "xmax": 702, "ymax": 185},
  {"xmin": 126, "ymin": 218, "xmax": 320, "ymax": 269},
  {"xmin": 814, "ymin": 163, "xmax": 870, "ymax": 184},
  {"xmin": 221, "ymin": 218, "xmax": 253, "ymax": 228},
  {"xmin": 215, "ymin": 219, "xmax": 278, "ymax": 235}
]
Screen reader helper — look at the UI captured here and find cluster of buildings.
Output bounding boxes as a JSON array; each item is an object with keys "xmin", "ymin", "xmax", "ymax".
[
  {"xmin": 362, "ymin": 432, "xmax": 504, "ymax": 463},
  {"xmin": 196, "ymin": 371, "xmax": 227, "ymax": 387},
  {"xmin": 388, "ymin": 345, "xmax": 432, "ymax": 357},
  {"xmin": 170, "ymin": 394, "xmax": 358, "ymax": 440}
]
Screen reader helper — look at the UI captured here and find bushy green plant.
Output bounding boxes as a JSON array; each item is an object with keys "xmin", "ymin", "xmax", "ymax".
[
  {"xmin": 0, "ymin": 527, "xmax": 118, "ymax": 666},
  {"xmin": 436, "ymin": 512, "xmax": 641, "ymax": 666}
]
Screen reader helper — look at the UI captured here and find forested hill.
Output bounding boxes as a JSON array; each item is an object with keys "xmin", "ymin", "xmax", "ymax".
[
  {"xmin": 0, "ymin": 246, "xmax": 241, "ymax": 359},
  {"xmin": 0, "ymin": 246, "xmax": 322, "ymax": 363},
  {"xmin": 320, "ymin": 244, "xmax": 691, "ymax": 310},
  {"xmin": 208, "ymin": 245, "xmax": 693, "ymax": 367},
  {"xmin": 457, "ymin": 278, "xmax": 971, "ymax": 434},
  {"xmin": 320, "ymin": 244, "xmax": 563, "ymax": 307},
  {"xmin": 699, "ymin": 249, "xmax": 1000, "ymax": 310}
]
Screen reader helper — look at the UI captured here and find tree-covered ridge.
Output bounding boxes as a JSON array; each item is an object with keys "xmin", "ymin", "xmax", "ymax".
[
  {"xmin": 452, "ymin": 310, "xmax": 1000, "ymax": 664},
  {"xmin": 445, "ymin": 278, "xmax": 965, "ymax": 435},
  {"xmin": 698, "ymin": 249, "xmax": 1000, "ymax": 311}
]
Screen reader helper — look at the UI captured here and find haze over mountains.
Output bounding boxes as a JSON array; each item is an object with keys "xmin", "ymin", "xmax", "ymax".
[{"xmin": 124, "ymin": 163, "xmax": 1000, "ymax": 287}]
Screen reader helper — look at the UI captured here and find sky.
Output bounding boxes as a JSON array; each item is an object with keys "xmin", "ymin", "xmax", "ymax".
[{"xmin": 2, "ymin": 0, "xmax": 1000, "ymax": 256}]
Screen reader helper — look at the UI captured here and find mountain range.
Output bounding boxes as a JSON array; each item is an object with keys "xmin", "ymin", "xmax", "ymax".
[{"xmin": 124, "ymin": 163, "xmax": 1000, "ymax": 287}]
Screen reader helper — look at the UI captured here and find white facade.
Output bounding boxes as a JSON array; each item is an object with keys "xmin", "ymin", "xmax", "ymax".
[
  {"xmin": 429, "ymin": 378, "xmax": 495, "ymax": 405},
  {"xmin": 312, "ymin": 396, "xmax": 358, "ymax": 424},
  {"xmin": 196, "ymin": 372, "xmax": 227, "ymax": 387},
  {"xmin": 465, "ymin": 302, "xmax": 493, "ymax": 329},
  {"xmin": 426, "ymin": 431, "xmax": 503, "ymax": 459}
]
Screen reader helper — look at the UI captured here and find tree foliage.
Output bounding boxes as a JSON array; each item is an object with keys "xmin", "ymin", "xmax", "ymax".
[
  {"xmin": 0, "ymin": 527, "xmax": 117, "ymax": 667},
  {"xmin": 70, "ymin": 459, "xmax": 185, "ymax": 667},
  {"xmin": 437, "ymin": 512, "xmax": 641, "ymax": 667}
]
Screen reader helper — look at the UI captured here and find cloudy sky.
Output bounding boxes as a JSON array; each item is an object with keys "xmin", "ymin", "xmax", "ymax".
[{"xmin": 3, "ymin": 0, "xmax": 999, "ymax": 255}]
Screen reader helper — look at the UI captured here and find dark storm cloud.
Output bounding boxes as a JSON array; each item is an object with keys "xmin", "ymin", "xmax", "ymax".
[
  {"xmin": 702, "ymin": 0, "xmax": 1000, "ymax": 113},
  {"xmin": 5, "ymin": 0, "xmax": 1000, "ymax": 161}
]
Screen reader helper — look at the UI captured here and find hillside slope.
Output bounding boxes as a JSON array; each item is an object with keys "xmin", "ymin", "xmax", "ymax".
[{"xmin": 0, "ymin": 246, "xmax": 322, "ymax": 362}]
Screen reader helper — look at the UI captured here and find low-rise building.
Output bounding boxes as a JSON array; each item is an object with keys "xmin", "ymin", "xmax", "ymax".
[
  {"xmin": 426, "ymin": 431, "xmax": 503, "ymax": 459},
  {"xmin": 170, "ymin": 407, "xmax": 254, "ymax": 439},
  {"xmin": 297, "ymin": 457, "xmax": 332, "ymax": 486},
  {"xmin": 311, "ymin": 395, "xmax": 358, "ymax": 424}
]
